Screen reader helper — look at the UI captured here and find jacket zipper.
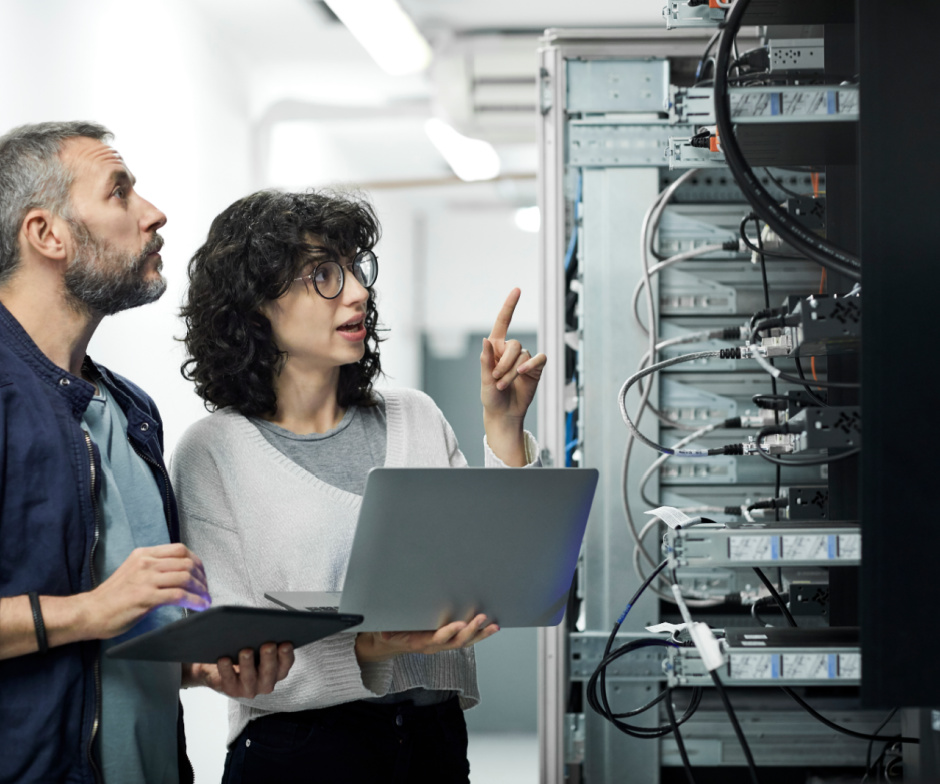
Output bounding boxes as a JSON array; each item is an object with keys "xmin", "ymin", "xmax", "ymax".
[{"xmin": 83, "ymin": 430, "xmax": 104, "ymax": 784}]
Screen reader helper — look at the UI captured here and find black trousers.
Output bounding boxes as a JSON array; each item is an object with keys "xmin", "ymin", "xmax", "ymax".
[{"xmin": 221, "ymin": 697, "xmax": 471, "ymax": 784}]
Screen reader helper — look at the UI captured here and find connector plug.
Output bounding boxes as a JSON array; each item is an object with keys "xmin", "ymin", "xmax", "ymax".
[
  {"xmin": 758, "ymin": 333, "xmax": 793, "ymax": 357},
  {"xmin": 744, "ymin": 433, "xmax": 795, "ymax": 455},
  {"xmin": 689, "ymin": 622, "xmax": 727, "ymax": 671},
  {"xmin": 740, "ymin": 413, "xmax": 774, "ymax": 428}
]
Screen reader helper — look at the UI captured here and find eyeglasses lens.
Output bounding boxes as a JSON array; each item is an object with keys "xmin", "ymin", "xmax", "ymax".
[
  {"xmin": 353, "ymin": 251, "xmax": 378, "ymax": 288},
  {"xmin": 314, "ymin": 262, "xmax": 343, "ymax": 299}
]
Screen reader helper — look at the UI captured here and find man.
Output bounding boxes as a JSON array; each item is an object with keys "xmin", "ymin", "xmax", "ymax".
[{"xmin": 0, "ymin": 121, "xmax": 293, "ymax": 784}]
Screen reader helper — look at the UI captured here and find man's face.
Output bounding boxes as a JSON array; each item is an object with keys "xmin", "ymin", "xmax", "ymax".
[{"xmin": 58, "ymin": 137, "xmax": 168, "ymax": 316}]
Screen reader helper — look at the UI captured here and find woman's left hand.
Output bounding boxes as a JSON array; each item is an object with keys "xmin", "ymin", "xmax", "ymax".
[
  {"xmin": 183, "ymin": 642, "xmax": 294, "ymax": 698},
  {"xmin": 480, "ymin": 289, "xmax": 547, "ymax": 464}
]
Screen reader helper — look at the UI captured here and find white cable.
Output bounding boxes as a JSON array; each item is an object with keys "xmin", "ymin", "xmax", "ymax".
[
  {"xmin": 618, "ymin": 351, "xmax": 724, "ymax": 456},
  {"xmin": 636, "ymin": 169, "xmax": 699, "ymax": 337},
  {"xmin": 633, "ymin": 544, "xmax": 724, "ymax": 607},
  {"xmin": 638, "ymin": 422, "xmax": 720, "ymax": 503},
  {"xmin": 632, "ymin": 243, "xmax": 728, "ymax": 335}
]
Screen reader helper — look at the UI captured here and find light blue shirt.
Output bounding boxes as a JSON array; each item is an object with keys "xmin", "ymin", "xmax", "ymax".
[{"xmin": 82, "ymin": 384, "xmax": 182, "ymax": 784}]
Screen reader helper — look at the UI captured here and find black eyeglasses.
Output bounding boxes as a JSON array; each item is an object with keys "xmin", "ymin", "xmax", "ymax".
[{"xmin": 293, "ymin": 250, "xmax": 378, "ymax": 299}]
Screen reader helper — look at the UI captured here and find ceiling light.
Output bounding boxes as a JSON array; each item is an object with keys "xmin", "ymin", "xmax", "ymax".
[
  {"xmin": 424, "ymin": 118, "xmax": 501, "ymax": 182},
  {"xmin": 323, "ymin": 0, "xmax": 432, "ymax": 76},
  {"xmin": 514, "ymin": 206, "xmax": 541, "ymax": 233}
]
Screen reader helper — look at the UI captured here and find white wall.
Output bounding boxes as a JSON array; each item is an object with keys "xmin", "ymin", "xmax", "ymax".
[{"xmin": 1, "ymin": 3, "xmax": 539, "ymax": 779}]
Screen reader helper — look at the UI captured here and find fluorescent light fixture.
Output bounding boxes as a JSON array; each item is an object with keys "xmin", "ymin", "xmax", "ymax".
[
  {"xmin": 424, "ymin": 118, "xmax": 501, "ymax": 182},
  {"xmin": 514, "ymin": 206, "xmax": 541, "ymax": 233},
  {"xmin": 323, "ymin": 0, "xmax": 432, "ymax": 76}
]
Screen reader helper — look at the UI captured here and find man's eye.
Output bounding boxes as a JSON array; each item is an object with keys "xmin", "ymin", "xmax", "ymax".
[{"xmin": 112, "ymin": 187, "xmax": 126, "ymax": 199}]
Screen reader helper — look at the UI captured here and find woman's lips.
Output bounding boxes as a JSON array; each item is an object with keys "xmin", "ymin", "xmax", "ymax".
[{"xmin": 337, "ymin": 319, "xmax": 366, "ymax": 340}]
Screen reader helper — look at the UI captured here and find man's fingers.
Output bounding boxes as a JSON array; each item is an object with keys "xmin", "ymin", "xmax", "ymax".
[
  {"xmin": 160, "ymin": 587, "xmax": 211, "ymax": 612},
  {"xmin": 151, "ymin": 568, "xmax": 211, "ymax": 606},
  {"xmin": 134, "ymin": 544, "xmax": 206, "ymax": 573},
  {"xmin": 487, "ymin": 288, "xmax": 521, "ymax": 342}
]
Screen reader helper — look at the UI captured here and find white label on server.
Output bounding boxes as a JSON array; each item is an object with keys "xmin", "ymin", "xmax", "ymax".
[
  {"xmin": 729, "ymin": 653, "xmax": 778, "ymax": 680},
  {"xmin": 837, "ymin": 534, "xmax": 862, "ymax": 560},
  {"xmin": 781, "ymin": 535, "xmax": 829, "ymax": 560},
  {"xmin": 782, "ymin": 653, "xmax": 830, "ymax": 679},
  {"xmin": 837, "ymin": 653, "xmax": 861, "ymax": 679},
  {"xmin": 728, "ymin": 535, "xmax": 777, "ymax": 561}
]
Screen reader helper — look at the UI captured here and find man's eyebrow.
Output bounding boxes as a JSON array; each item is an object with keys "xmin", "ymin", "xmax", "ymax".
[{"xmin": 109, "ymin": 168, "xmax": 137, "ymax": 188}]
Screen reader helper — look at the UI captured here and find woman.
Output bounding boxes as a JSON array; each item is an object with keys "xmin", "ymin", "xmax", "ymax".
[{"xmin": 172, "ymin": 189, "xmax": 546, "ymax": 783}]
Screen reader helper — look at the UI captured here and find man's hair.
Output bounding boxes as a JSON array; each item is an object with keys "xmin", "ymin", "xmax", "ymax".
[
  {"xmin": 0, "ymin": 121, "xmax": 112, "ymax": 285},
  {"xmin": 181, "ymin": 189, "xmax": 384, "ymax": 417}
]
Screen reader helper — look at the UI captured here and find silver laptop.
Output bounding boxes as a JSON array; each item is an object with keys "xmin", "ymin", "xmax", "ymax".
[{"xmin": 265, "ymin": 467, "xmax": 598, "ymax": 632}]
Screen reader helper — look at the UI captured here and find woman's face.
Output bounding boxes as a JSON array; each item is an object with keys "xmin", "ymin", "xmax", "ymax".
[{"xmin": 260, "ymin": 239, "xmax": 371, "ymax": 378}]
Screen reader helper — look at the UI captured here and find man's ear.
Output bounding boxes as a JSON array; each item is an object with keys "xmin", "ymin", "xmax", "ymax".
[{"xmin": 21, "ymin": 209, "xmax": 69, "ymax": 261}]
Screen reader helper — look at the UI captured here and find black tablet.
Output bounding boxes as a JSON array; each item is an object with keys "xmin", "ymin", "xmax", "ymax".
[{"xmin": 106, "ymin": 605, "xmax": 363, "ymax": 663}]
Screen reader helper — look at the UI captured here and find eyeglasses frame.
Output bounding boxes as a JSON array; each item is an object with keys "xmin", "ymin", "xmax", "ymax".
[{"xmin": 292, "ymin": 249, "xmax": 379, "ymax": 300}]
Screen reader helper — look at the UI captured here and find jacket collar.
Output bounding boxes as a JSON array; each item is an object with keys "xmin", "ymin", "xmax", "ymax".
[{"xmin": 0, "ymin": 299, "xmax": 95, "ymax": 418}]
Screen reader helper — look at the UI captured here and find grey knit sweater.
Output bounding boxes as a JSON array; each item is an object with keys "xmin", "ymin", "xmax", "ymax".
[{"xmin": 170, "ymin": 387, "xmax": 538, "ymax": 745}]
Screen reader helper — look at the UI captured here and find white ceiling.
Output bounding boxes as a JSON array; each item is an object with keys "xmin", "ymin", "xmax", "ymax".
[{"xmin": 189, "ymin": 0, "xmax": 669, "ymax": 190}]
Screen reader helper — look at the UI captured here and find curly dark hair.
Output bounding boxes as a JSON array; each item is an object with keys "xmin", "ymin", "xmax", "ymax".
[{"xmin": 181, "ymin": 189, "xmax": 383, "ymax": 417}]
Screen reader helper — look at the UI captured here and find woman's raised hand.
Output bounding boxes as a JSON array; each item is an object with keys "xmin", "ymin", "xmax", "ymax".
[{"xmin": 480, "ymin": 289, "xmax": 547, "ymax": 465}]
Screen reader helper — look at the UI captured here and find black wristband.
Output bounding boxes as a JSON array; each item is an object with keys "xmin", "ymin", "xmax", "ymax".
[{"xmin": 28, "ymin": 592, "xmax": 49, "ymax": 655}]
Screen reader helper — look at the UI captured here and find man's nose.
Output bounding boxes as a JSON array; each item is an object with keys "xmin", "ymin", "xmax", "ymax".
[{"xmin": 140, "ymin": 197, "xmax": 167, "ymax": 234}]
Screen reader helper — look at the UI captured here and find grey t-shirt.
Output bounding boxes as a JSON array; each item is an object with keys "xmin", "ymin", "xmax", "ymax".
[
  {"xmin": 251, "ymin": 401, "xmax": 387, "ymax": 496},
  {"xmin": 251, "ymin": 398, "xmax": 454, "ymax": 707},
  {"xmin": 82, "ymin": 384, "xmax": 183, "ymax": 784}
]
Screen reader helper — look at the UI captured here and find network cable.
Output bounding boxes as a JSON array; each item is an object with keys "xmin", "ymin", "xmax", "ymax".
[
  {"xmin": 670, "ymin": 579, "xmax": 761, "ymax": 784},
  {"xmin": 748, "ymin": 316, "xmax": 861, "ymax": 391},
  {"xmin": 713, "ymin": 0, "xmax": 861, "ymax": 281},
  {"xmin": 632, "ymin": 243, "xmax": 741, "ymax": 337},
  {"xmin": 619, "ymin": 350, "xmax": 750, "ymax": 457}
]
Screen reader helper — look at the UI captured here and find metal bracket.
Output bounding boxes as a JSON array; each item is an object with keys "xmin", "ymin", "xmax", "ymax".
[{"xmin": 569, "ymin": 632, "xmax": 670, "ymax": 681}]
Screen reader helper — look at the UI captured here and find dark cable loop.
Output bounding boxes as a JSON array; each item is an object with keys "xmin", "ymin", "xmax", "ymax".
[{"xmin": 715, "ymin": 0, "xmax": 861, "ymax": 281}]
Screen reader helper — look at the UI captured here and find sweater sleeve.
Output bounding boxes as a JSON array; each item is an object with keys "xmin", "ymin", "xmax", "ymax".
[
  {"xmin": 171, "ymin": 418, "xmax": 395, "ymax": 713},
  {"xmin": 483, "ymin": 430, "xmax": 540, "ymax": 468}
]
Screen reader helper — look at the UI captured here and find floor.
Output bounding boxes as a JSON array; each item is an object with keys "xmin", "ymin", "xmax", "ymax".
[{"xmin": 467, "ymin": 733, "xmax": 539, "ymax": 784}]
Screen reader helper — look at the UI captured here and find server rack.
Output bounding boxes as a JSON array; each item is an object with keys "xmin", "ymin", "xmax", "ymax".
[{"xmin": 536, "ymin": 7, "xmax": 939, "ymax": 781}]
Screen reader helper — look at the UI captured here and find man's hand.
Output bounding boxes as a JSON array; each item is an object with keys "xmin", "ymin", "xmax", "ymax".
[
  {"xmin": 183, "ymin": 643, "xmax": 295, "ymax": 698},
  {"xmin": 355, "ymin": 614, "xmax": 499, "ymax": 664},
  {"xmin": 82, "ymin": 543, "xmax": 211, "ymax": 640}
]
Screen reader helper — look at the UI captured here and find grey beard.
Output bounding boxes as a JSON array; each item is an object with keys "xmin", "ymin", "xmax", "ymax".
[{"xmin": 64, "ymin": 223, "xmax": 166, "ymax": 317}]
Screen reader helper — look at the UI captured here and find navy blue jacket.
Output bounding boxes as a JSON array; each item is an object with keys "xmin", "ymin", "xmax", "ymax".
[{"xmin": 0, "ymin": 300, "xmax": 192, "ymax": 784}]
